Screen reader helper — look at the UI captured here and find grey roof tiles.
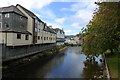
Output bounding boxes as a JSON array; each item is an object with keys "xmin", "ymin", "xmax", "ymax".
[{"xmin": 0, "ymin": 5, "xmax": 26, "ymax": 17}]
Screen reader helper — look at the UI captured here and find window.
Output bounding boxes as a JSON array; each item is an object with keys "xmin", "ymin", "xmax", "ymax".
[
  {"xmin": 40, "ymin": 22, "xmax": 43, "ymax": 26},
  {"xmin": 0, "ymin": 14, "xmax": 1, "ymax": 19},
  {"xmin": 38, "ymin": 36, "xmax": 40, "ymax": 40},
  {"xmin": 17, "ymin": 34, "xmax": 21, "ymax": 39},
  {"xmin": 0, "ymin": 22, "xmax": 1, "ymax": 29},
  {"xmin": 25, "ymin": 35, "xmax": 29, "ymax": 40},
  {"xmin": 35, "ymin": 28, "xmax": 40, "ymax": 32},
  {"xmin": 4, "ymin": 23, "xmax": 9, "ymax": 28},
  {"xmin": 41, "ymin": 37, "xmax": 42, "ymax": 40},
  {"xmin": 5, "ymin": 13, "xmax": 10, "ymax": 18},
  {"xmin": 37, "ymin": 21, "xmax": 40, "ymax": 25},
  {"xmin": 44, "ymin": 37, "xmax": 46, "ymax": 40}
]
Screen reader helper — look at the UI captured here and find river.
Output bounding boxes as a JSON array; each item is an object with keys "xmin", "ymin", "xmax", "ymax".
[{"xmin": 3, "ymin": 47, "xmax": 104, "ymax": 78}]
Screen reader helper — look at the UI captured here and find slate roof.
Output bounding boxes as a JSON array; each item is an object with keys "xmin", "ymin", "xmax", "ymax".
[
  {"xmin": 0, "ymin": 30, "xmax": 32, "ymax": 35},
  {"xmin": 44, "ymin": 26, "xmax": 56, "ymax": 34},
  {"xmin": 16, "ymin": 4, "xmax": 44, "ymax": 23},
  {"xmin": 53, "ymin": 28, "xmax": 65, "ymax": 33},
  {"xmin": 0, "ymin": 5, "xmax": 27, "ymax": 17}
]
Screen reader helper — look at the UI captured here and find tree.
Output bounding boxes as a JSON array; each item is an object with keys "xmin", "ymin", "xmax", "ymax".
[{"xmin": 82, "ymin": 2, "xmax": 120, "ymax": 56}]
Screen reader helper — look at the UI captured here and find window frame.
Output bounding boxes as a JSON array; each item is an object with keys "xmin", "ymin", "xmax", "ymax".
[
  {"xmin": 41, "ymin": 37, "xmax": 42, "ymax": 40},
  {"xmin": 38, "ymin": 36, "xmax": 40, "ymax": 40},
  {"xmin": 5, "ymin": 13, "xmax": 10, "ymax": 18},
  {"xmin": 17, "ymin": 34, "xmax": 21, "ymax": 39},
  {"xmin": 25, "ymin": 35, "xmax": 29, "ymax": 40}
]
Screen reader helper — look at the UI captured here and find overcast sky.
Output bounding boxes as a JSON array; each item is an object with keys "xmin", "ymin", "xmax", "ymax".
[{"xmin": 0, "ymin": 0, "xmax": 98, "ymax": 35}]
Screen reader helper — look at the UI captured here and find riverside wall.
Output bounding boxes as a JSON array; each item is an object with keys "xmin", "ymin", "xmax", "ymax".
[{"xmin": 0, "ymin": 43, "xmax": 56, "ymax": 61}]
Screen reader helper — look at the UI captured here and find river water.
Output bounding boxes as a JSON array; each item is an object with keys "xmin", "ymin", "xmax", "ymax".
[{"xmin": 3, "ymin": 47, "xmax": 104, "ymax": 78}]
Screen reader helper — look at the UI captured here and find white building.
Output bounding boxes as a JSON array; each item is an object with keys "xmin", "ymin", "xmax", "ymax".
[
  {"xmin": 65, "ymin": 35, "xmax": 82, "ymax": 44},
  {"xmin": 53, "ymin": 28, "xmax": 65, "ymax": 46}
]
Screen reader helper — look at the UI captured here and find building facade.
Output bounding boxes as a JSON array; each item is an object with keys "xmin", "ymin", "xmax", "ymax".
[
  {"xmin": 53, "ymin": 28, "xmax": 65, "ymax": 46},
  {"xmin": 16, "ymin": 4, "xmax": 56, "ymax": 44},
  {"xmin": 65, "ymin": 35, "xmax": 82, "ymax": 44},
  {"xmin": 0, "ymin": 4, "xmax": 57, "ymax": 61},
  {"xmin": 0, "ymin": 5, "xmax": 32, "ymax": 46}
]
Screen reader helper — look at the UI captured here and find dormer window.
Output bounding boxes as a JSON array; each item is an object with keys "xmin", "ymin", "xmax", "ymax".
[{"xmin": 5, "ymin": 13, "xmax": 10, "ymax": 18}]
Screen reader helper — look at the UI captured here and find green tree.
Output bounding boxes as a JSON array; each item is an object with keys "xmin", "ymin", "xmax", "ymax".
[{"xmin": 82, "ymin": 2, "xmax": 120, "ymax": 55}]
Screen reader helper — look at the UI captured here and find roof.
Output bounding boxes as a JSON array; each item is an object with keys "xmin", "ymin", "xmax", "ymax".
[
  {"xmin": 44, "ymin": 26, "xmax": 56, "ymax": 34},
  {"xmin": 0, "ymin": 5, "xmax": 27, "ymax": 17},
  {"xmin": 0, "ymin": 30, "xmax": 32, "ymax": 35},
  {"xmin": 16, "ymin": 4, "xmax": 44, "ymax": 23},
  {"xmin": 53, "ymin": 28, "xmax": 65, "ymax": 33}
]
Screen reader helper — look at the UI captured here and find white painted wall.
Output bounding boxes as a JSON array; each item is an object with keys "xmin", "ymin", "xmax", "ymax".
[
  {"xmin": 56, "ymin": 30, "xmax": 65, "ymax": 39},
  {"xmin": 0, "ymin": 32, "xmax": 32, "ymax": 46}
]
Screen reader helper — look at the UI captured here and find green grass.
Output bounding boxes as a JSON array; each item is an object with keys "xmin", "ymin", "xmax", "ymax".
[{"xmin": 106, "ymin": 54, "xmax": 120, "ymax": 78}]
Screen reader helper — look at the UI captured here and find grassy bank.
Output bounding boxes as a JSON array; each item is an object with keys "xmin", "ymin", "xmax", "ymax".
[{"xmin": 106, "ymin": 54, "xmax": 120, "ymax": 79}]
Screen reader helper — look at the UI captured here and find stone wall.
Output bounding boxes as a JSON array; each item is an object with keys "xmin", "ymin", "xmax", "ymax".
[{"xmin": 0, "ymin": 43, "xmax": 56, "ymax": 61}]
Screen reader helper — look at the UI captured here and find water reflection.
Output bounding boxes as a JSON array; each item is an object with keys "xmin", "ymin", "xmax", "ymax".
[
  {"xmin": 82, "ymin": 60, "xmax": 103, "ymax": 78},
  {"xmin": 45, "ymin": 47, "xmax": 86, "ymax": 78},
  {"xmin": 3, "ymin": 47, "xmax": 104, "ymax": 78}
]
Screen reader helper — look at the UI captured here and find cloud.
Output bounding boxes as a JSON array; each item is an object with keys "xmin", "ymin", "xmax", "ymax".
[
  {"xmin": 65, "ymin": 30, "xmax": 73, "ymax": 34},
  {"xmin": 0, "ymin": 0, "xmax": 54, "ymax": 9},
  {"xmin": 0, "ymin": 0, "xmax": 98, "ymax": 35},
  {"xmin": 60, "ymin": 8, "xmax": 69, "ymax": 11},
  {"xmin": 71, "ymin": 23, "xmax": 79, "ymax": 26},
  {"xmin": 71, "ymin": 22, "xmax": 85, "ymax": 31},
  {"xmin": 0, "ymin": 0, "xmax": 96, "ymax": 9},
  {"xmin": 72, "ymin": 9, "xmax": 93, "ymax": 22},
  {"xmin": 38, "ymin": 7, "xmax": 56, "ymax": 20},
  {"xmin": 70, "ymin": 2, "xmax": 89, "ymax": 11},
  {"xmin": 65, "ymin": 30, "xmax": 79, "ymax": 35},
  {"xmin": 47, "ymin": 22, "xmax": 62, "ymax": 29},
  {"xmin": 67, "ymin": 1, "xmax": 97, "ymax": 28},
  {"xmin": 71, "ymin": 23, "xmax": 82, "ymax": 29},
  {"xmin": 55, "ymin": 18, "xmax": 66, "ymax": 24}
]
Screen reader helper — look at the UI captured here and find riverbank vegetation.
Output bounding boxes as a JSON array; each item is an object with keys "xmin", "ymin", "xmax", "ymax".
[
  {"xmin": 78, "ymin": 2, "xmax": 120, "ymax": 78},
  {"xmin": 106, "ymin": 54, "xmax": 120, "ymax": 78},
  {"xmin": 3, "ymin": 45, "xmax": 67, "ymax": 70},
  {"xmin": 81, "ymin": 2, "xmax": 120, "ymax": 56},
  {"xmin": 65, "ymin": 43, "xmax": 81, "ymax": 46},
  {"xmin": 36, "ymin": 45, "xmax": 66, "ymax": 58}
]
